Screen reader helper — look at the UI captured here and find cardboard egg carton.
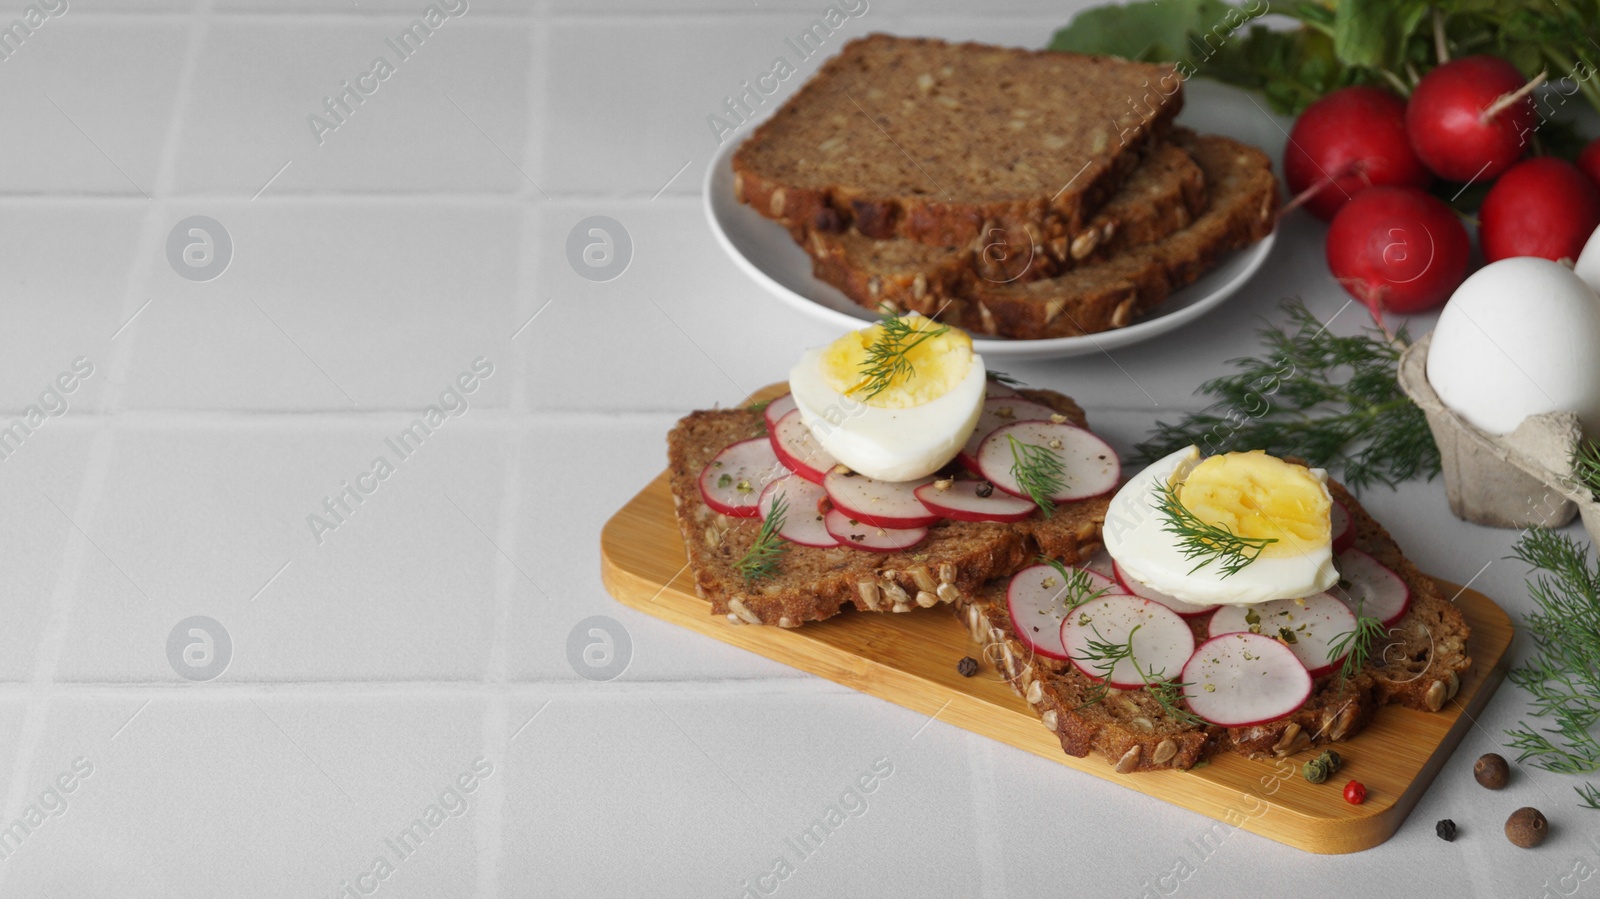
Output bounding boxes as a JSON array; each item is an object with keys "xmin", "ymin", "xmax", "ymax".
[{"xmin": 1398, "ymin": 332, "xmax": 1600, "ymax": 542}]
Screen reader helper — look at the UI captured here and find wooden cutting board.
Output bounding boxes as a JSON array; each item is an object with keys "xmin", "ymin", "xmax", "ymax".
[{"xmin": 599, "ymin": 393, "xmax": 1515, "ymax": 854}]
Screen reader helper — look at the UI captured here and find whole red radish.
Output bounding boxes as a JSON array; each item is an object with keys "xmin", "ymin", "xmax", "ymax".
[
  {"xmin": 1326, "ymin": 186, "xmax": 1470, "ymax": 325},
  {"xmin": 1406, "ymin": 55, "xmax": 1539, "ymax": 182},
  {"xmin": 1579, "ymin": 137, "xmax": 1600, "ymax": 188},
  {"xmin": 1480, "ymin": 157, "xmax": 1600, "ymax": 263},
  {"xmin": 1284, "ymin": 86, "xmax": 1430, "ymax": 220}
]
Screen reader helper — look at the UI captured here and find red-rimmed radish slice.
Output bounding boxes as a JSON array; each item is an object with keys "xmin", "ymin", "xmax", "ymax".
[
  {"xmin": 1330, "ymin": 548, "xmax": 1411, "ymax": 626},
  {"xmin": 985, "ymin": 379, "xmax": 1021, "ymax": 399},
  {"xmin": 957, "ymin": 397, "xmax": 1060, "ymax": 472},
  {"xmin": 977, "ymin": 421, "xmax": 1120, "ymax": 502},
  {"xmin": 1007, "ymin": 563, "xmax": 1123, "ymax": 660},
  {"xmin": 698, "ymin": 438, "xmax": 786, "ymax": 518},
  {"xmin": 823, "ymin": 471, "xmax": 941, "ymax": 528},
  {"xmin": 757, "ymin": 475, "xmax": 837, "ymax": 548},
  {"xmin": 1331, "ymin": 499, "xmax": 1355, "ymax": 553},
  {"xmin": 1182, "ymin": 633, "xmax": 1313, "ymax": 727},
  {"xmin": 823, "ymin": 509, "xmax": 928, "ymax": 553},
  {"xmin": 769, "ymin": 409, "xmax": 837, "ymax": 484},
  {"xmin": 1059, "ymin": 594, "xmax": 1194, "ymax": 689},
  {"xmin": 913, "ymin": 479, "xmax": 1035, "ymax": 523},
  {"xmin": 762, "ymin": 393, "xmax": 798, "ymax": 432},
  {"xmin": 1208, "ymin": 592, "xmax": 1358, "ymax": 679},
  {"xmin": 1112, "ymin": 560, "xmax": 1220, "ymax": 618}
]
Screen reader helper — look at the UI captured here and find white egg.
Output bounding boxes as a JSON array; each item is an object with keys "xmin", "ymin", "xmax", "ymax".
[
  {"xmin": 1576, "ymin": 222, "xmax": 1600, "ymax": 295},
  {"xmin": 1427, "ymin": 257, "xmax": 1600, "ymax": 435},
  {"xmin": 788, "ymin": 348, "xmax": 986, "ymax": 481},
  {"xmin": 1102, "ymin": 447, "xmax": 1338, "ymax": 607}
]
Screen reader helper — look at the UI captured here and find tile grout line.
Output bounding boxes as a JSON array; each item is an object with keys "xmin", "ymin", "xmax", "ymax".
[
  {"xmin": 0, "ymin": 8, "xmax": 214, "ymax": 892},
  {"xmin": 967, "ymin": 737, "xmax": 1010, "ymax": 899},
  {"xmin": 506, "ymin": 16, "xmax": 551, "ymax": 417}
]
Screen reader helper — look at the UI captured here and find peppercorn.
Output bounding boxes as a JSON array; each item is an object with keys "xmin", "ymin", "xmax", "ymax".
[
  {"xmin": 1302, "ymin": 758, "xmax": 1330, "ymax": 784},
  {"xmin": 1474, "ymin": 753, "xmax": 1510, "ymax": 789},
  {"xmin": 1506, "ymin": 807, "xmax": 1547, "ymax": 848},
  {"xmin": 1435, "ymin": 819, "xmax": 1457, "ymax": 842},
  {"xmin": 1343, "ymin": 780, "xmax": 1367, "ymax": 804},
  {"xmin": 1316, "ymin": 749, "xmax": 1342, "ymax": 775},
  {"xmin": 957, "ymin": 656, "xmax": 979, "ymax": 678},
  {"xmin": 975, "ymin": 482, "xmax": 994, "ymax": 498}
]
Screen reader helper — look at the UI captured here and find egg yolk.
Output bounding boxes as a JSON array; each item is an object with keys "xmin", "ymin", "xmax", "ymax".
[
  {"xmin": 819, "ymin": 313, "xmax": 974, "ymax": 409},
  {"xmin": 1174, "ymin": 451, "xmax": 1331, "ymax": 558}
]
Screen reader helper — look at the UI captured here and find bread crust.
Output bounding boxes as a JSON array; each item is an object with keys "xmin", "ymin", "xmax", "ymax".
[{"xmin": 666, "ymin": 389, "xmax": 1109, "ymax": 627}]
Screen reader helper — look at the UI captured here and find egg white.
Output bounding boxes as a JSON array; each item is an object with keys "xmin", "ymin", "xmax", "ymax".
[
  {"xmin": 1102, "ymin": 446, "xmax": 1338, "ymax": 606},
  {"xmin": 787, "ymin": 347, "xmax": 986, "ymax": 482}
]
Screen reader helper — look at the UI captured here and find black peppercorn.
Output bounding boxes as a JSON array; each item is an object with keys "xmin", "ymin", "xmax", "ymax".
[
  {"xmin": 1435, "ymin": 819, "xmax": 1457, "ymax": 842},
  {"xmin": 957, "ymin": 656, "xmax": 979, "ymax": 677},
  {"xmin": 975, "ymin": 482, "xmax": 994, "ymax": 498}
]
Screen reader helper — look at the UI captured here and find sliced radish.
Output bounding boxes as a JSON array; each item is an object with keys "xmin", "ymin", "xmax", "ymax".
[
  {"xmin": 1208, "ymin": 592, "xmax": 1358, "ymax": 679},
  {"xmin": 1331, "ymin": 499, "xmax": 1355, "ymax": 553},
  {"xmin": 757, "ymin": 475, "xmax": 838, "ymax": 548},
  {"xmin": 823, "ymin": 470, "xmax": 941, "ymax": 528},
  {"xmin": 1060, "ymin": 594, "xmax": 1195, "ymax": 689},
  {"xmin": 957, "ymin": 397, "xmax": 1060, "ymax": 472},
  {"xmin": 1006, "ymin": 563, "xmax": 1124, "ymax": 660},
  {"xmin": 1113, "ymin": 560, "xmax": 1220, "ymax": 618},
  {"xmin": 985, "ymin": 379, "xmax": 1021, "ymax": 399},
  {"xmin": 1182, "ymin": 633, "xmax": 1313, "ymax": 727},
  {"xmin": 823, "ymin": 508, "xmax": 928, "ymax": 553},
  {"xmin": 977, "ymin": 421, "xmax": 1121, "ymax": 502},
  {"xmin": 1330, "ymin": 548, "xmax": 1411, "ymax": 626},
  {"xmin": 762, "ymin": 393, "xmax": 798, "ymax": 432},
  {"xmin": 1082, "ymin": 549, "xmax": 1117, "ymax": 580},
  {"xmin": 769, "ymin": 408, "xmax": 837, "ymax": 485},
  {"xmin": 914, "ymin": 479, "xmax": 1036, "ymax": 523},
  {"xmin": 698, "ymin": 438, "xmax": 786, "ymax": 518}
]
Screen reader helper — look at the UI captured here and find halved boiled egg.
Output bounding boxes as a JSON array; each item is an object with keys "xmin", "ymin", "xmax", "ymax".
[
  {"xmin": 1103, "ymin": 446, "xmax": 1338, "ymax": 606},
  {"xmin": 788, "ymin": 313, "xmax": 985, "ymax": 481}
]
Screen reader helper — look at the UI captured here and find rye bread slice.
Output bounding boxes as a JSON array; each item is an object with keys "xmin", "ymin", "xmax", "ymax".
[
  {"xmin": 805, "ymin": 131, "xmax": 1278, "ymax": 341},
  {"xmin": 733, "ymin": 34, "xmax": 1183, "ymax": 250},
  {"xmin": 666, "ymin": 388, "xmax": 1109, "ymax": 627},
  {"xmin": 799, "ymin": 139, "xmax": 1208, "ymax": 304},
  {"xmin": 954, "ymin": 478, "xmax": 1472, "ymax": 773}
]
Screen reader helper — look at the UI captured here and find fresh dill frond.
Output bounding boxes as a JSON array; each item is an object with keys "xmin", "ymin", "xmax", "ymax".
[
  {"xmin": 747, "ymin": 398, "xmax": 772, "ymax": 414},
  {"xmin": 1145, "ymin": 675, "xmax": 1206, "ymax": 728},
  {"xmin": 1071, "ymin": 622, "xmax": 1203, "ymax": 725},
  {"xmin": 851, "ymin": 313, "xmax": 949, "ymax": 400},
  {"xmin": 1039, "ymin": 555, "xmax": 1111, "ymax": 611},
  {"xmin": 986, "ymin": 370, "xmax": 1025, "ymax": 387},
  {"xmin": 733, "ymin": 494, "xmax": 789, "ymax": 583},
  {"xmin": 1153, "ymin": 481, "xmax": 1275, "ymax": 578},
  {"xmin": 1134, "ymin": 302, "xmax": 1439, "ymax": 492},
  {"xmin": 1574, "ymin": 439, "xmax": 1600, "ymax": 503},
  {"xmin": 1326, "ymin": 600, "xmax": 1386, "ymax": 690},
  {"xmin": 1505, "ymin": 529, "xmax": 1600, "ymax": 804},
  {"xmin": 1008, "ymin": 434, "xmax": 1065, "ymax": 518}
]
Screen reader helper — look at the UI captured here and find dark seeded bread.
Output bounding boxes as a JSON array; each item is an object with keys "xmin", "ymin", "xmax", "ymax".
[
  {"xmin": 807, "ymin": 131, "xmax": 1278, "ymax": 341},
  {"xmin": 733, "ymin": 35, "xmax": 1183, "ymax": 249},
  {"xmin": 954, "ymin": 478, "xmax": 1471, "ymax": 773},
  {"xmin": 666, "ymin": 389, "xmax": 1110, "ymax": 627},
  {"xmin": 800, "ymin": 139, "xmax": 1208, "ymax": 305}
]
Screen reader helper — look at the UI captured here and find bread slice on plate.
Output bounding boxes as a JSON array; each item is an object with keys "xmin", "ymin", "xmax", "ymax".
[
  {"xmin": 954, "ymin": 480, "xmax": 1471, "ymax": 773},
  {"xmin": 732, "ymin": 34, "xmax": 1183, "ymax": 251},
  {"xmin": 666, "ymin": 388, "xmax": 1110, "ymax": 627},
  {"xmin": 804, "ymin": 130, "xmax": 1279, "ymax": 340},
  {"xmin": 800, "ymin": 139, "xmax": 1208, "ymax": 306}
]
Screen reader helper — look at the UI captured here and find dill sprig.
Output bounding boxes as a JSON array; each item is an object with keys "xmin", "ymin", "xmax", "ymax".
[
  {"xmin": 850, "ymin": 313, "xmax": 949, "ymax": 400},
  {"xmin": 747, "ymin": 398, "xmax": 771, "ymax": 415},
  {"xmin": 1153, "ymin": 481, "xmax": 1276, "ymax": 578},
  {"xmin": 1040, "ymin": 556, "xmax": 1111, "ymax": 611},
  {"xmin": 1573, "ymin": 439, "xmax": 1600, "ymax": 503},
  {"xmin": 733, "ymin": 494, "xmax": 789, "ymax": 583},
  {"xmin": 986, "ymin": 370, "xmax": 1025, "ymax": 387},
  {"xmin": 1008, "ymin": 434, "xmax": 1065, "ymax": 518},
  {"xmin": 1506, "ymin": 529, "xmax": 1600, "ymax": 806},
  {"xmin": 1072, "ymin": 623, "xmax": 1204, "ymax": 727},
  {"xmin": 1134, "ymin": 302, "xmax": 1439, "ymax": 493},
  {"xmin": 1326, "ymin": 600, "xmax": 1387, "ymax": 690}
]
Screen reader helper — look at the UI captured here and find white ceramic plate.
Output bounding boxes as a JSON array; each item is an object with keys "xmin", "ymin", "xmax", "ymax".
[{"xmin": 703, "ymin": 80, "xmax": 1286, "ymax": 360}]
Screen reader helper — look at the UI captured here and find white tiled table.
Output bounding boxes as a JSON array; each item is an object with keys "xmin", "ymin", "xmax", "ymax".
[{"xmin": 2, "ymin": 2, "xmax": 1592, "ymax": 896}]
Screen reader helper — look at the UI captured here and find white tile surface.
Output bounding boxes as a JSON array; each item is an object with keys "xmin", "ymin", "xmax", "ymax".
[{"xmin": 0, "ymin": 3, "xmax": 1589, "ymax": 896}]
